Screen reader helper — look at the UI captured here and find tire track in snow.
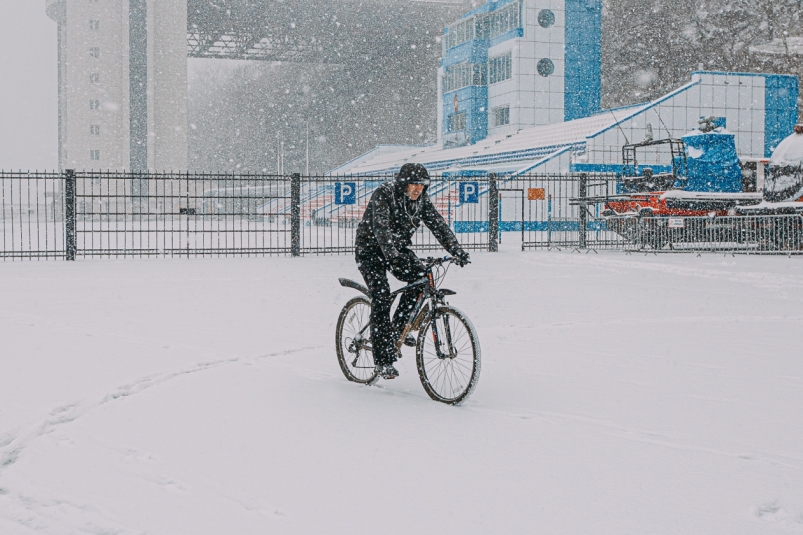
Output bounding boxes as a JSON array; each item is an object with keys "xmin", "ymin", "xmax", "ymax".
[
  {"xmin": 0, "ymin": 345, "xmax": 323, "ymax": 472},
  {"xmin": 0, "ymin": 345, "xmax": 323, "ymax": 534},
  {"xmin": 470, "ymin": 404, "xmax": 803, "ymax": 468},
  {"xmin": 480, "ymin": 314, "xmax": 803, "ymax": 332}
]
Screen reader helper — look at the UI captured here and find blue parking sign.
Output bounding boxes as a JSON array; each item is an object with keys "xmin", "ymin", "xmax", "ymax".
[
  {"xmin": 335, "ymin": 182, "xmax": 356, "ymax": 205},
  {"xmin": 459, "ymin": 182, "xmax": 479, "ymax": 204}
]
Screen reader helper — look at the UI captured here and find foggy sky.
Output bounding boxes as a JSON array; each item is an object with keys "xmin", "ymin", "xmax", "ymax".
[{"xmin": 1, "ymin": 0, "xmax": 799, "ymax": 173}]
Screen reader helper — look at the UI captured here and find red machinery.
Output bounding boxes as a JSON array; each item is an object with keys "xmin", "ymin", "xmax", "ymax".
[{"xmin": 595, "ymin": 126, "xmax": 803, "ymax": 250}]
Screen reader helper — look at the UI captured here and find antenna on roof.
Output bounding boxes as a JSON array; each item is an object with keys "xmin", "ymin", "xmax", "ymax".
[
  {"xmin": 656, "ymin": 108, "xmax": 673, "ymax": 139},
  {"xmin": 610, "ymin": 108, "xmax": 630, "ymax": 145}
]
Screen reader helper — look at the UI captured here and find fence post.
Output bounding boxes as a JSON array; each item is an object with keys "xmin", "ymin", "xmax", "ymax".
[
  {"xmin": 290, "ymin": 172, "xmax": 301, "ymax": 256},
  {"xmin": 578, "ymin": 173, "xmax": 587, "ymax": 249},
  {"xmin": 64, "ymin": 169, "xmax": 76, "ymax": 261},
  {"xmin": 488, "ymin": 173, "xmax": 498, "ymax": 252}
]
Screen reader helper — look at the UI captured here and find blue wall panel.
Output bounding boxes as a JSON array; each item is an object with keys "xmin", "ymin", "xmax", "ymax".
[
  {"xmin": 489, "ymin": 27, "xmax": 524, "ymax": 48},
  {"xmin": 564, "ymin": 0, "xmax": 602, "ymax": 121},
  {"xmin": 454, "ymin": 221, "xmax": 608, "ymax": 233},
  {"xmin": 441, "ymin": 40, "xmax": 489, "ymax": 68},
  {"xmin": 764, "ymin": 74, "xmax": 800, "ymax": 157},
  {"xmin": 442, "ymin": 86, "xmax": 488, "ymax": 144}
]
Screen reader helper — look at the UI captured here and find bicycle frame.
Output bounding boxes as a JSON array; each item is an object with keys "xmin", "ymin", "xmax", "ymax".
[
  {"xmin": 392, "ymin": 263, "xmax": 457, "ymax": 360},
  {"xmin": 339, "ymin": 257, "xmax": 460, "ymax": 362}
]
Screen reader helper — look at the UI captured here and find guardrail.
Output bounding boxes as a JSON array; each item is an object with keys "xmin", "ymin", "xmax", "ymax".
[{"xmin": 604, "ymin": 214, "xmax": 803, "ymax": 254}]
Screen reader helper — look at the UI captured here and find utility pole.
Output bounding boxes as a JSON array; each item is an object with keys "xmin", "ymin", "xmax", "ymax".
[
  {"xmin": 277, "ymin": 133, "xmax": 285, "ymax": 175},
  {"xmin": 305, "ymin": 120, "xmax": 310, "ymax": 176}
]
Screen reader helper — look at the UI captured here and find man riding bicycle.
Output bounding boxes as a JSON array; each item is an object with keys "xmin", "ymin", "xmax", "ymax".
[{"xmin": 355, "ymin": 163, "xmax": 470, "ymax": 380}]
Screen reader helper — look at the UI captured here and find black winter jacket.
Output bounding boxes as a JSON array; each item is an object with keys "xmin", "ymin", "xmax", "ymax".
[{"xmin": 355, "ymin": 180, "xmax": 462, "ymax": 264}]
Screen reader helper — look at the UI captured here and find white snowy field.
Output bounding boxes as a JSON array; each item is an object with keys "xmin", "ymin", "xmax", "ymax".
[{"xmin": 0, "ymin": 251, "xmax": 802, "ymax": 534}]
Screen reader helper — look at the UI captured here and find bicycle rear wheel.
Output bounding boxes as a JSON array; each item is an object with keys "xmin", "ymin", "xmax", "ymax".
[
  {"xmin": 416, "ymin": 305, "xmax": 481, "ymax": 405},
  {"xmin": 336, "ymin": 296, "xmax": 378, "ymax": 384}
]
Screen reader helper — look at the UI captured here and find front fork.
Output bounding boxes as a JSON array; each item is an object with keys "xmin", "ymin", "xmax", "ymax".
[{"xmin": 429, "ymin": 309, "xmax": 457, "ymax": 359}]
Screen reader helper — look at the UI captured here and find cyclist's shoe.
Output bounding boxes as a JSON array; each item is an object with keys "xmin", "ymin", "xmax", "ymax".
[
  {"xmin": 375, "ymin": 363, "xmax": 400, "ymax": 380},
  {"xmin": 402, "ymin": 334, "xmax": 416, "ymax": 347}
]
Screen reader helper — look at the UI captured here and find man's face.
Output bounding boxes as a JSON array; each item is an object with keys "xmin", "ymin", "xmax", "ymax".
[{"xmin": 405, "ymin": 183, "xmax": 425, "ymax": 200}]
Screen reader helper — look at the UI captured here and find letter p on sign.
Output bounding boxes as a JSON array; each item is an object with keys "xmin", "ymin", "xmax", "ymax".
[
  {"xmin": 335, "ymin": 182, "xmax": 356, "ymax": 205},
  {"xmin": 459, "ymin": 182, "xmax": 479, "ymax": 204}
]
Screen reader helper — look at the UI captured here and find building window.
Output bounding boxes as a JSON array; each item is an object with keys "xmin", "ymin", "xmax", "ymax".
[
  {"xmin": 444, "ymin": 17, "xmax": 476, "ymax": 50},
  {"xmin": 449, "ymin": 112, "xmax": 466, "ymax": 132},
  {"xmin": 538, "ymin": 9, "xmax": 555, "ymax": 28},
  {"xmin": 90, "ymin": 150, "xmax": 100, "ymax": 161},
  {"xmin": 89, "ymin": 20, "xmax": 100, "ymax": 30},
  {"xmin": 89, "ymin": 72, "xmax": 100, "ymax": 83},
  {"xmin": 444, "ymin": 1, "xmax": 520, "ymax": 51},
  {"xmin": 90, "ymin": 47, "xmax": 100, "ymax": 58},
  {"xmin": 90, "ymin": 99, "xmax": 100, "ymax": 110},
  {"xmin": 443, "ymin": 63, "xmax": 486, "ymax": 93},
  {"xmin": 488, "ymin": 52, "xmax": 512, "ymax": 84},
  {"xmin": 537, "ymin": 58, "xmax": 555, "ymax": 77},
  {"xmin": 492, "ymin": 105, "xmax": 510, "ymax": 127},
  {"xmin": 487, "ymin": 2, "xmax": 520, "ymax": 38},
  {"xmin": 90, "ymin": 125, "xmax": 100, "ymax": 135}
]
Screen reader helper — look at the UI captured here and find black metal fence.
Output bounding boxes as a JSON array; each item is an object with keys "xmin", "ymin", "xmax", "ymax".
[
  {"xmin": 1, "ymin": 170, "xmax": 801, "ymax": 260},
  {"xmin": 0, "ymin": 170, "xmax": 494, "ymax": 259},
  {"xmin": 0, "ymin": 171, "xmax": 65, "ymax": 259},
  {"xmin": 485, "ymin": 173, "xmax": 623, "ymax": 250}
]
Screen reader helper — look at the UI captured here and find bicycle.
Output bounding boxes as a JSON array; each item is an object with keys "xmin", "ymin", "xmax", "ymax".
[{"xmin": 335, "ymin": 256, "xmax": 481, "ymax": 405}]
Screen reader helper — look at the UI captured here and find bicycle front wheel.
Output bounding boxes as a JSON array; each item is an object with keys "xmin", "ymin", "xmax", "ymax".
[
  {"xmin": 336, "ymin": 296, "xmax": 378, "ymax": 384},
  {"xmin": 416, "ymin": 305, "xmax": 481, "ymax": 405}
]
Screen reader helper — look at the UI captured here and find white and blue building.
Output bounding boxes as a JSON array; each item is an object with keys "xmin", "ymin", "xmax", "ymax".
[
  {"xmin": 438, "ymin": 0, "xmax": 600, "ymax": 147},
  {"xmin": 332, "ymin": 0, "xmax": 799, "ymax": 176}
]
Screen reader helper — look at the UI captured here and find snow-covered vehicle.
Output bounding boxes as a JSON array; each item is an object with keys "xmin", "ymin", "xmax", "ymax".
[{"xmin": 598, "ymin": 122, "xmax": 803, "ymax": 251}]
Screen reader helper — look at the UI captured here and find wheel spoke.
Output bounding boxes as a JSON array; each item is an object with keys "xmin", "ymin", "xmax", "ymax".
[
  {"xmin": 336, "ymin": 298, "xmax": 377, "ymax": 383},
  {"xmin": 417, "ymin": 307, "xmax": 479, "ymax": 403}
]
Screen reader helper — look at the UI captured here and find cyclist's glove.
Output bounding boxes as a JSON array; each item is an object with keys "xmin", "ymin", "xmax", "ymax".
[{"xmin": 453, "ymin": 249, "xmax": 470, "ymax": 267}]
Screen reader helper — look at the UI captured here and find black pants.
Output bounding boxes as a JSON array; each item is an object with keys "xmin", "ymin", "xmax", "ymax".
[{"xmin": 356, "ymin": 248, "xmax": 425, "ymax": 366}]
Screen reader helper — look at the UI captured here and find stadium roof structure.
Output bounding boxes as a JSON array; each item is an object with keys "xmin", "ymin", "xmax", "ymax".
[{"xmin": 187, "ymin": 0, "xmax": 468, "ymax": 64}]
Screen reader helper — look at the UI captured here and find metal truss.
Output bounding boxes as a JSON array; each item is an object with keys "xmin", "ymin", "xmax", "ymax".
[
  {"xmin": 186, "ymin": 0, "xmax": 467, "ymax": 64},
  {"xmin": 187, "ymin": 30, "xmax": 365, "ymax": 64}
]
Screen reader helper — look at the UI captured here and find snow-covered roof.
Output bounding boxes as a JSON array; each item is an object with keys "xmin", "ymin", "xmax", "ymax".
[
  {"xmin": 329, "ymin": 104, "xmax": 650, "ymax": 176},
  {"xmin": 770, "ymin": 132, "xmax": 803, "ymax": 166}
]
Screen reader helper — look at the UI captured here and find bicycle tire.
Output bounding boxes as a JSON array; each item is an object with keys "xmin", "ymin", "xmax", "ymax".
[
  {"xmin": 335, "ymin": 296, "xmax": 378, "ymax": 384},
  {"xmin": 416, "ymin": 305, "xmax": 481, "ymax": 405}
]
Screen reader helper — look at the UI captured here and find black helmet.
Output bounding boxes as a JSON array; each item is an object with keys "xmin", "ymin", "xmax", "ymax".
[{"xmin": 397, "ymin": 163, "xmax": 430, "ymax": 188}]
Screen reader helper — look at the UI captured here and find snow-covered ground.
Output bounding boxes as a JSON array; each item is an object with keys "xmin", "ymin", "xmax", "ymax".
[{"xmin": 1, "ymin": 251, "xmax": 802, "ymax": 534}]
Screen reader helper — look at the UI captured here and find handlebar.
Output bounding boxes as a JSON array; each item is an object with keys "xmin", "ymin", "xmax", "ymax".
[
  {"xmin": 420, "ymin": 256, "xmax": 451, "ymax": 267},
  {"xmin": 419, "ymin": 256, "xmax": 470, "ymax": 267}
]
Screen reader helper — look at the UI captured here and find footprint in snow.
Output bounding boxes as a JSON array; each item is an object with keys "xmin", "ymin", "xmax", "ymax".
[{"xmin": 754, "ymin": 501, "xmax": 803, "ymax": 524}]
